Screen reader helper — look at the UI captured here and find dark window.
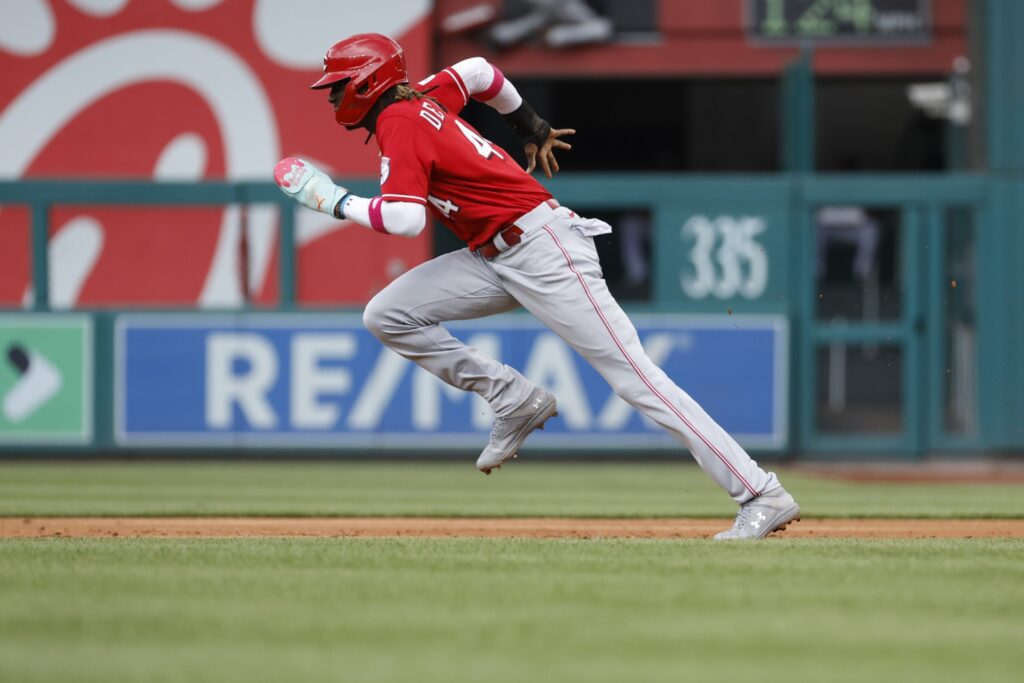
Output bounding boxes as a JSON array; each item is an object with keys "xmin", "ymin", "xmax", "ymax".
[
  {"xmin": 461, "ymin": 76, "xmax": 946, "ymax": 173},
  {"xmin": 816, "ymin": 78, "xmax": 947, "ymax": 171},
  {"xmin": 461, "ymin": 79, "xmax": 781, "ymax": 172}
]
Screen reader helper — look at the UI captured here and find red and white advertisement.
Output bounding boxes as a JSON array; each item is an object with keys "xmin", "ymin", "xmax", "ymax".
[{"xmin": 0, "ymin": 0, "xmax": 433, "ymax": 308}]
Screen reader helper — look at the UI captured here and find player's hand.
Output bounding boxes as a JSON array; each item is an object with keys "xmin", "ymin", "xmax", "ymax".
[
  {"xmin": 274, "ymin": 157, "xmax": 348, "ymax": 217},
  {"xmin": 525, "ymin": 128, "xmax": 575, "ymax": 179}
]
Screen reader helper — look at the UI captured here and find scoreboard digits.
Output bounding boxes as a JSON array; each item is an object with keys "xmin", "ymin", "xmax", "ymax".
[{"xmin": 748, "ymin": 0, "xmax": 930, "ymax": 43}]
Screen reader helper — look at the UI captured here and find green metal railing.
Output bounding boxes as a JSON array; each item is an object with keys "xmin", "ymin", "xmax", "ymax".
[{"xmin": 2, "ymin": 179, "xmax": 379, "ymax": 312}]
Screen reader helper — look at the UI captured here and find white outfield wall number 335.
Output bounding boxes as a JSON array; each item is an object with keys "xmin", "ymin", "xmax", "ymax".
[{"xmin": 680, "ymin": 215, "xmax": 769, "ymax": 299}]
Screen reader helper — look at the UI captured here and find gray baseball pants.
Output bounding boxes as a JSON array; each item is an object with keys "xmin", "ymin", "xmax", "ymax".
[{"xmin": 362, "ymin": 205, "xmax": 779, "ymax": 502}]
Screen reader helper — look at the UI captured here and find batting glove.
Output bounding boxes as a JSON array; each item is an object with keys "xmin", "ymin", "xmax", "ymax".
[{"xmin": 274, "ymin": 157, "xmax": 349, "ymax": 217}]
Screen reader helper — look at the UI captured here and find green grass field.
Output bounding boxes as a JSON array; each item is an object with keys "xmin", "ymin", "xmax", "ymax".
[
  {"xmin": 1, "ymin": 461, "xmax": 1023, "ymax": 683},
  {"xmin": 1, "ymin": 461, "xmax": 1023, "ymax": 517}
]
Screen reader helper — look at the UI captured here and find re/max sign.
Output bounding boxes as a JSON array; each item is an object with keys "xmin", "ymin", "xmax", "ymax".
[{"xmin": 115, "ymin": 314, "xmax": 786, "ymax": 449}]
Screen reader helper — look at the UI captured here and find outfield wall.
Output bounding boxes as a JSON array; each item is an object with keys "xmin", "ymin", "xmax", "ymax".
[{"xmin": 1, "ymin": 171, "xmax": 1021, "ymax": 458}]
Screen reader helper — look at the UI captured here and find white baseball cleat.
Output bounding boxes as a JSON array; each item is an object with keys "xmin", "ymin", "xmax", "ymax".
[
  {"xmin": 477, "ymin": 386, "xmax": 558, "ymax": 474},
  {"xmin": 713, "ymin": 487, "xmax": 801, "ymax": 540}
]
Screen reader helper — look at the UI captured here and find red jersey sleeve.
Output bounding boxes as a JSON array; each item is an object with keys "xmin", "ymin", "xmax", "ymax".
[
  {"xmin": 414, "ymin": 68, "xmax": 470, "ymax": 116},
  {"xmin": 376, "ymin": 115, "xmax": 436, "ymax": 205}
]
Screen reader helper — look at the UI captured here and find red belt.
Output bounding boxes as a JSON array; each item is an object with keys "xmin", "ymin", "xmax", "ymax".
[
  {"xmin": 478, "ymin": 199, "xmax": 559, "ymax": 260},
  {"xmin": 478, "ymin": 226, "xmax": 524, "ymax": 260}
]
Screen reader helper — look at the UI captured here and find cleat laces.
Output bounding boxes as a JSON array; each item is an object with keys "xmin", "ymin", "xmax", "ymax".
[
  {"xmin": 488, "ymin": 413, "xmax": 522, "ymax": 444},
  {"xmin": 730, "ymin": 504, "xmax": 756, "ymax": 531}
]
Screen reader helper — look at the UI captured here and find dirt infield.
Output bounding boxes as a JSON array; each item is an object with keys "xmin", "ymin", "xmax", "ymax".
[{"xmin": 2, "ymin": 517, "xmax": 1023, "ymax": 539}]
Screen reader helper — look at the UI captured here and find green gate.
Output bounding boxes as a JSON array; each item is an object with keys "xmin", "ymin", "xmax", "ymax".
[{"xmin": 798, "ymin": 176, "xmax": 987, "ymax": 455}]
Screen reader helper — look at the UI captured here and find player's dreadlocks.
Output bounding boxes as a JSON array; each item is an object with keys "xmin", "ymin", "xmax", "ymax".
[
  {"xmin": 361, "ymin": 84, "xmax": 447, "ymax": 136},
  {"xmin": 389, "ymin": 84, "xmax": 426, "ymax": 102}
]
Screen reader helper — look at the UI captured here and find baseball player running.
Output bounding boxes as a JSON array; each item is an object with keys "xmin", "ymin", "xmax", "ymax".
[{"xmin": 275, "ymin": 33, "xmax": 799, "ymax": 539}]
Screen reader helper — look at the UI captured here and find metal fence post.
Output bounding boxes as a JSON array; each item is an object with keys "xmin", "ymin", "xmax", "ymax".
[
  {"xmin": 278, "ymin": 200, "xmax": 296, "ymax": 308},
  {"xmin": 31, "ymin": 202, "xmax": 50, "ymax": 311}
]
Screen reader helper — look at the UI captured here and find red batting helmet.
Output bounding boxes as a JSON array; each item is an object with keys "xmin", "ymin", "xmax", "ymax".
[{"xmin": 310, "ymin": 34, "xmax": 408, "ymax": 127}]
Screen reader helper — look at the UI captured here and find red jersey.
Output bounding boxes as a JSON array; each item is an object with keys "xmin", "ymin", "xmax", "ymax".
[{"xmin": 375, "ymin": 68, "xmax": 553, "ymax": 249}]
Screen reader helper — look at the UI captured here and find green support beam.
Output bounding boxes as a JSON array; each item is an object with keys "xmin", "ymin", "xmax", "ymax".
[
  {"xmin": 781, "ymin": 48, "xmax": 815, "ymax": 173},
  {"xmin": 979, "ymin": 0, "xmax": 1024, "ymax": 449}
]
